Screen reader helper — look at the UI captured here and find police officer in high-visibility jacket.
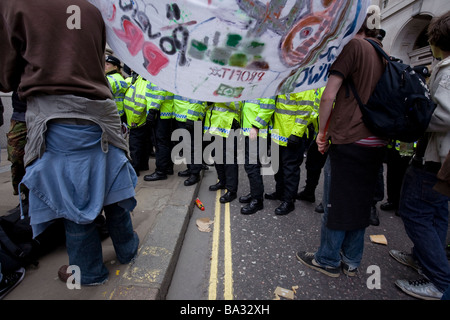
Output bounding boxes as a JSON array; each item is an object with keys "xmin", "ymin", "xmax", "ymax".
[
  {"xmin": 265, "ymin": 90, "xmax": 315, "ymax": 215},
  {"xmin": 123, "ymin": 74, "xmax": 153, "ymax": 175},
  {"xmin": 173, "ymin": 95, "xmax": 206, "ymax": 186},
  {"xmin": 239, "ymin": 96, "xmax": 276, "ymax": 214},
  {"xmin": 143, "ymin": 87, "xmax": 175, "ymax": 182},
  {"xmin": 105, "ymin": 55, "xmax": 128, "ymax": 117},
  {"xmin": 204, "ymin": 101, "xmax": 242, "ymax": 203}
]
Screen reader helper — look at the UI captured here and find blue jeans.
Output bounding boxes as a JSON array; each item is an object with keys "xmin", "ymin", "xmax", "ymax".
[
  {"xmin": 398, "ymin": 165, "xmax": 450, "ymax": 293},
  {"xmin": 63, "ymin": 199, "xmax": 139, "ymax": 285},
  {"xmin": 315, "ymin": 158, "xmax": 366, "ymax": 269}
]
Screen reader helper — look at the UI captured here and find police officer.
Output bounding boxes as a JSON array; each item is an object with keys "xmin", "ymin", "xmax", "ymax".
[
  {"xmin": 123, "ymin": 74, "xmax": 153, "ymax": 175},
  {"xmin": 205, "ymin": 101, "xmax": 242, "ymax": 203},
  {"xmin": 143, "ymin": 87, "xmax": 175, "ymax": 181},
  {"xmin": 105, "ymin": 55, "xmax": 128, "ymax": 117},
  {"xmin": 173, "ymin": 95, "xmax": 206, "ymax": 186},
  {"xmin": 239, "ymin": 96, "xmax": 275, "ymax": 214},
  {"xmin": 265, "ymin": 90, "xmax": 315, "ymax": 215}
]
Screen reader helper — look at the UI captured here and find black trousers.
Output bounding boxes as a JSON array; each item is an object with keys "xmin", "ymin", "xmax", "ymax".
[
  {"xmin": 244, "ymin": 136, "xmax": 264, "ymax": 200},
  {"xmin": 304, "ymin": 139, "xmax": 328, "ymax": 193},
  {"xmin": 129, "ymin": 124, "xmax": 150, "ymax": 172},
  {"xmin": 175, "ymin": 120, "xmax": 203, "ymax": 175},
  {"xmin": 214, "ymin": 135, "xmax": 239, "ymax": 193},
  {"xmin": 274, "ymin": 139, "xmax": 307, "ymax": 203},
  {"xmin": 385, "ymin": 147, "xmax": 411, "ymax": 206},
  {"xmin": 154, "ymin": 117, "xmax": 174, "ymax": 173}
]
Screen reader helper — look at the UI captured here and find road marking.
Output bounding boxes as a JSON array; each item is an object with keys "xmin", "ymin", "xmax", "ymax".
[
  {"xmin": 224, "ymin": 201, "xmax": 233, "ymax": 300},
  {"xmin": 208, "ymin": 189, "xmax": 221, "ymax": 300},
  {"xmin": 208, "ymin": 190, "xmax": 234, "ymax": 300}
]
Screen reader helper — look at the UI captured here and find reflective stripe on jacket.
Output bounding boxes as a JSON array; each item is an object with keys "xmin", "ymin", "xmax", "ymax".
[
  {"xmin": 173, "ymin": 95, "xmax": 206, "ymax": 122},
  {"xmin": 241, "ymin": 97, "xmax": 275, "ymax": 138},
  {"xmin": 204, "ymin": 101, "xmax": 242, "ymax": 138},
  {"xmin": 271, "ymin": 89, "xmax": 316, "ymax": 146},
  {"xmin": 107, "ymin": 72, "xmax": 128, "ymax": 116},
  {"xmin": 123, "ymin": 76, "xmax": 151, "ymax": 128}
]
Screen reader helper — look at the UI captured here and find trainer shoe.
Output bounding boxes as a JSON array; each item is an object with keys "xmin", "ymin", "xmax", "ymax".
[
  {"xmin": 395, "ymin": 278, "xmax": 443, "ymax": 300},
  {"xmin": 341, "ymin": 262, "xmax": 358, "ymax": 277},
  {"xmin": 0, "ymin": 267, "xmax": 25, "ymax": 299},
  {"xmin": 296, "ymin": 251, "xmax": 340, "ymax": 278},
  {"xmin": 389, "ymin": 249, "xmax": 421, "ymax": 273}
]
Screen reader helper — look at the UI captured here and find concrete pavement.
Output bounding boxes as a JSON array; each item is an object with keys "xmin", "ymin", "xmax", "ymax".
[{"xmin": 1, "ymin": 148, "xmax": 201, "ymax": 300}]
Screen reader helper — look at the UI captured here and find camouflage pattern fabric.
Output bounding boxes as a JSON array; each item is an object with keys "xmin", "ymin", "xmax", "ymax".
[{"xmin": 6, "ymin": 120, "xmax": 27, "ymax": 195}]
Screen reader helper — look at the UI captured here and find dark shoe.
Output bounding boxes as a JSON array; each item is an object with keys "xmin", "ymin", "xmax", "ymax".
[
  {"xmin": 239, "ymin": 193, "xmax": 252, "ymax": 203},
  {"xmin": 184, "ymin": 174, "xmax": 200, "ymax": 186},
  {"xmin": 296, "ymin": 251, "xmax": 340, "ymax": 278},
  {"xmin": 58, "ymin": 265, "xmax": 72, "ymax": 283},
  {"xmin": 144, "ymin": 171, "xmax": 167, "ymax": 181},
  {"xmin": 0, "ymin": 267, "xmax": 25, "ymax": 299},
  {"xmin": 297, "ymin": 189, "xmax": 315, "ymax": 202},
  {"xmin": 220, "ymin": 191, "xmax": 237, "ymax": 203},
  {"xmin": 275, "ymin": 201, "xmax": 295, "ymax": 215},
  {"xmin": 395, "ymin": 278, "xmax": 443, "ymax": 300},
  {"xmin": 178, "ymin": 169, "xmax": 191, "ymax": 177},
  {"xmin": 314, "ymin": 202, "xmax": 324, "ymax": 213},
  {"xmin": 241, "ymin": 199, "xmax": 263, "ymax": 215},
  {"xmin": 380, "ymin": 201, "xmax": 398, "ymax": 211},
  {"xmin": 341, "ymin": 262, "xmax": 358, "ymax": 277},
  {"xmin": 264, "ymin": 192, "xmax": 281, "ymax": 201},
  {"xmin": 369, "ymin": 206, "xmax": 380, "ymax": 226},
  {"xmin": 209, "ymin": 182, "xmax": 226, "ymax": 191}
]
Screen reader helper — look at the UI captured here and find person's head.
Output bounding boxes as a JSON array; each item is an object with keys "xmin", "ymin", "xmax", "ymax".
[
  {"xmin": 357, "ymin": 12, "xmax": 381, "ymax": 39},
  {"xmin": 428, "ymin": 11, "xmax": 450, "ymax": 60},
  {"xmin": 105, "ymin": 55, "xmax": 121, "ymax": 74}
]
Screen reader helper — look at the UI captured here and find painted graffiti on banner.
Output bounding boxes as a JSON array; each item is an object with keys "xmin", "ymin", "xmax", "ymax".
[{"xmin": 89, "ymin": 0, "xmax": 370, "ymax": 101}]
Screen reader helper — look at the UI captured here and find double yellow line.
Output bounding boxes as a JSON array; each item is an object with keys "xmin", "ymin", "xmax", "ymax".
[{"xmin": 208, "ymin": 189, "xmax": 233, "ymax": 300}]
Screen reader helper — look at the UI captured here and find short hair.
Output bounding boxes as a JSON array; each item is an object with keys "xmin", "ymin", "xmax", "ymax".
[
  {"xmin": 428, "ymin": 11, "xmax": 450, "ymax": 52},
  {"xmin": 358, "ymin": 13, "xmax": 381, "ymax": 39}
]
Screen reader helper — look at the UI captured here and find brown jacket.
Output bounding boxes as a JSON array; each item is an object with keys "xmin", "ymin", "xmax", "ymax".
[{"xmin": 0, "ymin": 0, "xmax": 112, "ymax": 101}]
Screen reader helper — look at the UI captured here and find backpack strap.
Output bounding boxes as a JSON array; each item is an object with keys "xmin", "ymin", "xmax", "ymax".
[{"xmin": 365, "ymin": 38, "xmax": 391, "ymax": 62}]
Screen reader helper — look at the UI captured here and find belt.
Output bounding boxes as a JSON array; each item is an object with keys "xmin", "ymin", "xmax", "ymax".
[{"xmin": 410, "ymin": 157, "xmax": 441, "ymax": 174}]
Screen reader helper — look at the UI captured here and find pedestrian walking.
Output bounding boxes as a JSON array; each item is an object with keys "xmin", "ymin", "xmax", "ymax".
[
  {"xmin": 392, "ymin": 11, "xmax": 450, "ymax": 300},
  {"xmin": 296, "ymin": 14, "xmax": 386, "ymax": 277},
  {"xmin": 0, "ymin": 0, "xmax": 139, "ymax": 286}
]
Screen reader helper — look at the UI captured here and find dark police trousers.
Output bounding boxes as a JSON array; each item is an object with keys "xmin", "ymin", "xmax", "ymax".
[{"xmin": 244, "ymin": 136, "xmax": 264, "ymax": 200}]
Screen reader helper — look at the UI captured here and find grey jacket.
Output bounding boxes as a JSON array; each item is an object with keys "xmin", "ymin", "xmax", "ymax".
[
  {"xmin": 425, "ymin": 56, "xmax": 450, "ymax": 164},
  {"xmin": 25, "ymin": 95, "xmax": 129, "ymax": 166}
]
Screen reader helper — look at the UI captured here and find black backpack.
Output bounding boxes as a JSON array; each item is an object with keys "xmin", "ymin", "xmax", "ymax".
[
  {"xmin": 348, "ymin": 39, "xmax": 436, "ymax": 143},
  {"xmin": 0, "ymin": 206, "xmax": 66, "ymax": 272}
]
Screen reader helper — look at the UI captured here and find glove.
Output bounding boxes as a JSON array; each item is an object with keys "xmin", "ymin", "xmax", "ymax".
[
  {"xmin": 146, "ymin": 109, "xmax": 158, "ymax": 124},
  {"xmin": 287, "ymin": 134, "xmax": 302, "ymax": 148}
]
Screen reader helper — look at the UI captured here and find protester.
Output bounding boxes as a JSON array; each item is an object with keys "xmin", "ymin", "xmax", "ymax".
[
  {"xmin": 296, "ymin": 14, "xmax": 386, "ymax": 277},
  {"xmin": 392, "ymin": 11, "xmax": 450, "ymax": 300},
  {"xmin": 0, "ymin": 0, "xmax": 139, "ymax": 285}
]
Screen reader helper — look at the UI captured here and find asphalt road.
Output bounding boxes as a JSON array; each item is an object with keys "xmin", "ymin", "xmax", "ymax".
[{"xmin": 167, "ymin": 159, "xmax": 435, "ymax": 301}]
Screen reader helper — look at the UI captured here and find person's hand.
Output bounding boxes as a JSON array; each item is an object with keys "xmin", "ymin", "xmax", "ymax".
[
  {"xmin": 316, "ymin": 132, "xmax": 330, "ymax": 154},
  {"xmin": 249, "ymin": 127, "xmax": 258, "ymax": 140}
]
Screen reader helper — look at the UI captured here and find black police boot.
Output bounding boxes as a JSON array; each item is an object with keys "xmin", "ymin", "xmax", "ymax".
[
  {"xmin": 220, "ymin": 191, "xmax": 237, "ymax": 203},
  {"xmin": 264, "ymin": 192, "xmax": 281, "ymax": 200},
  {"xmin": 297, "ymin": 188, "xmax": 315, "ymax": 202},
  {"xmin": 241, "ymin": 198, "xmax": 263, "ymax": 215},
  {"xmin": 184, "ymin": 174, "xmax": 200, "ymax": 186},
  {"xmin": 239, "ymin": 193, "xmax": 252, "ymax": 203},
  {"xmin": 178, "ymin": 169, "xmax": 191, "ymax": 177},
  {"xmin": 144, "ymin": 171, "xmax": 167, "ymax": 181},
  {"xmin": 275, "ymin": 201, "xmax": 295, "ymax": 215},
  {"xmin": 369, "ymin": 206, "xmax": 380, "ymax": 226},
  {"xmin": 209, "ymin": 181, "xmax": 226, "ymax": 191}
]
